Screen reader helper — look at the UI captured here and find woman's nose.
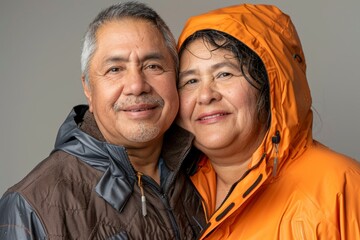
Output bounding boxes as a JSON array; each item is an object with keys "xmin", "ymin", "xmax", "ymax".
[{"xmin": 197, "ymin": 83, "xmax": 221, "ymax": 105}]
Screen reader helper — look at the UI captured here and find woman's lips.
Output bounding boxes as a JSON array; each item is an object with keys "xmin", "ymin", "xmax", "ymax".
[{"xmin": 197, "ymin": 111, "xmax": 230, "ymax": 122}]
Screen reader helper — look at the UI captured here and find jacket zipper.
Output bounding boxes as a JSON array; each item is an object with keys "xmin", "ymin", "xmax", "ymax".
[
  {"xmin": 141, "ymin": 174, "xmax": 181, "ymax": 240},
  {"xmin": 198, "ymin": 154, "xmax": 267, "ymax": 239},
  {"xmin": 187, "ymin": 176, "xmax": 208, "ymax": 236},
  {"xmin": 122, "ymin": 144, "xmax": 188, "ymax": 240},
  {"xmin": 136, "ymin": 172, "xmax": 147, "ymax": 217},
  {"xmin": 212, "ymin": 154, "xmax": 267, "ymax": 215}
]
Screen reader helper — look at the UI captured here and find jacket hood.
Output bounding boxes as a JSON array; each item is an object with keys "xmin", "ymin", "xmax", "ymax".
[
  {"xmin": 178, "ymin": 4, "xmax": 313, "ymax": 174},
  {"xmin": 53, "ymin": 105, "xmax": 136, "ymax": 211},
  {"xmin": 53, "ymin": 105, "xmax": 117, "ymax": 172}
]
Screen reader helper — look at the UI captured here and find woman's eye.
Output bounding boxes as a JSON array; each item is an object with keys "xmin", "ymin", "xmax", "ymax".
[
  {"xmin": 217, "ymin": 72, "xmax": 233, "ymax": 79},
  {"xmin": 178, "ymin": 78, "xmax": 198, "ymax": 89},
  {"xmin": 186, "ymin": 79, "xmax": 198, "ymax": 85}
]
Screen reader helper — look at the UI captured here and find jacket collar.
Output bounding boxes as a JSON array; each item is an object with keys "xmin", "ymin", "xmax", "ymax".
[{"xmin": 53, "ymin": 105, "xmax": 194, "ymax": 212}]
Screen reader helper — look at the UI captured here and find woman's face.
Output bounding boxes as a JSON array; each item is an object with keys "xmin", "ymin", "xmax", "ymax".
[{"xmin": 177, "ymin": 39, "xmax": 266, "ymax": 157}]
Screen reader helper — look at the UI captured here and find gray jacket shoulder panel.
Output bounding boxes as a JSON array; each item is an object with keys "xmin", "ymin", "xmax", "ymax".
[{"xmin": 0, "ymin": 192, "xmax": 46, "ymax": 239}]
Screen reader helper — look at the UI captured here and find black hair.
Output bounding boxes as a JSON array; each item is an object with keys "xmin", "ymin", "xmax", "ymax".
[{"xmin": 179, "ymin": 30, "xmax": 271, "ymax": 127}]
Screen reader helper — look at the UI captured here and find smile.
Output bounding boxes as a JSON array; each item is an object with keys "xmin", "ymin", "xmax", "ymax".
[
  {"xmin": 197, "ymin": 112, "xmax": 230, "ymax": 122},
  {"xmin": 125, "ymin": 107, "xmax": 156, "ymax": 112},
  {"xmin": 121, "ymin": 104, "xmax": 158, "ymax": 112},
  {"xmin": 199, "ymin": 113, "xmax": 227, "ymax": 120}
]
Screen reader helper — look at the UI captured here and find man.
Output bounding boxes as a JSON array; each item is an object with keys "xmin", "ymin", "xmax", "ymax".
[{"xmin": 0, "ymin": 2, "xmax": 205, "ymax": 239}]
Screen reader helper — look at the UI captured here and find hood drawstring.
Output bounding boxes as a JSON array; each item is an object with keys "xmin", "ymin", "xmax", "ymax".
[
  {"xmin": 137, "ymin": 172, "xmax": 147, "ymax": 217},
  {"xmin": 271, "ymin": 131, "xmax": 281, "ymax": 177}
]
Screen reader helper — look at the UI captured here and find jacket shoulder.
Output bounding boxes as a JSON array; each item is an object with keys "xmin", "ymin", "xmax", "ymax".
[
  {"xmin": 301, "ymin": 141, "xmax": 360, "ymax": 174},
  {"xmin": 0, "ymin": 192, "xmax": 46, "ymax": 239},
  {"xmin": 282, "ymin": 141, "xmax": 360, "ymax": 196},
  {"xmin": 7, "ymin": 150, "xmax": 102, "ymax": 212},
  {"xmin": 3, "ymin": 151, "xmax": 108, "ymax": 238}
]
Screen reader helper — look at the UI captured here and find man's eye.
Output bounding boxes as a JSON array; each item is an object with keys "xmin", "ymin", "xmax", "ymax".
[
  {"xmin": 144, "ymin": 64, "xmax": 164, "ymax": 74},
  {"xmin": 107, "ymin": 67, "xmax": 121, "ymax": 74},
  {"xmin": 147, "ymin": 65, "xmax": 159, "ymax": 70}
]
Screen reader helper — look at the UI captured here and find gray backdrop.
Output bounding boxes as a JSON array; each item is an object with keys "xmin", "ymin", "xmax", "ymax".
[{"xmin": 1, "ymin": 0, "xmax": 359, "ymax": 195}]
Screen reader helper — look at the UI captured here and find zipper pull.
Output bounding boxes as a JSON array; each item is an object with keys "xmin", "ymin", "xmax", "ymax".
[
  {"xmin": 137, "ymin": 172, "xmax": 147, "ymax": 217},
  {"xmin": 271, "ymin": 131, "xmax": 281, "ymax": 177},
  {"xmin": 273, "ymin": 156, "xmax": 278, "ymax": 177}
]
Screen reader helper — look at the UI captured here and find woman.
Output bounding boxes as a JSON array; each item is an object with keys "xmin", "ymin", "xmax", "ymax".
[{"xmin": 177, "ymin": 4, "xmax": 360, "ymax": 239}]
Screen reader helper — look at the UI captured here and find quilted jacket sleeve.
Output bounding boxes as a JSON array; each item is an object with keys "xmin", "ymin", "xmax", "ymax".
[{"xmin": 0, "ymin": 192, "xmax": 46, "ymax": 239}]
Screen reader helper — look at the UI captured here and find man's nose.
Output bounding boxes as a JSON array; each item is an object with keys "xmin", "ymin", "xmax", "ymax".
[{"xmin": 122, "ymin": 68, "xmax": 151, "ymax": 95}]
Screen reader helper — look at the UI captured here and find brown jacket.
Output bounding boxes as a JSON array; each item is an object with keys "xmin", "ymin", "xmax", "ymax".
[{"xmin": 0, "ymin": 105, "xmax": 205, "ymax": 239}]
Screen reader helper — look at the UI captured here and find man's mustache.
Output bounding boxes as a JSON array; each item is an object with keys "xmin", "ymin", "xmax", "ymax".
[{"xmin": 113, "ymin": 96, "xmax": 164, "ymax": 112}]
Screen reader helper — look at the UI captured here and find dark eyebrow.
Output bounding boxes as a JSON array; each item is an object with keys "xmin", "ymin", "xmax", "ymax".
[
  {"xmin": 179, "ymin": 61, "xmax": 239, "ymax": 79},
  {"xmin": 142, "ymin": 52, "xmax": 165, "ymax": 62},
  {"xmin": 104, "ymin": 56, "xmax": 127, "ymax": 64},
  {"xmin": 210, "ymin": 61, "xmax": 239, "ymax": 71},
  {"xmin": 179, "ymin": 69, "xmax": 196, "ymax": 80}
]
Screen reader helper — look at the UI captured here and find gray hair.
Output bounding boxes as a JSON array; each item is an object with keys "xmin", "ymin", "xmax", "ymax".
[{"xmin": 81, "ymin": 1, "xmax": 178, "ymax": 85}]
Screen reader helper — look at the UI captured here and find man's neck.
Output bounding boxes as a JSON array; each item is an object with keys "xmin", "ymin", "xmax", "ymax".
[{"xmin": 126, "ymin": 141, "xmax": 163, "ymax": 184}]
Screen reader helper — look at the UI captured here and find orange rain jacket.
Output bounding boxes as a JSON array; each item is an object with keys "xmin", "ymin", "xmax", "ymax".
[{"xmin": 178, "ymin": 4, "xmax": 360, "ymax": 239}]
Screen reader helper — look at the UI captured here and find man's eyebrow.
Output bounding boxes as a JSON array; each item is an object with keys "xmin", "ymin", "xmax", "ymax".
[
  {"xmin": 103, "ymin": 52, "xmax": 165, "ymax": 65},
  {"xmin": 104, "ymin": 56, "xmax": 127, "ymax": 64},
  {"xmin": 142, "ymin": 52, "xmax": 165, "ymax": 62}
]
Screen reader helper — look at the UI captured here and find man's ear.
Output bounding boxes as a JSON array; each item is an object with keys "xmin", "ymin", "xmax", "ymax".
[{"xmin": 82, "ymin": 75, "xmax": 93, "ymax": 112}]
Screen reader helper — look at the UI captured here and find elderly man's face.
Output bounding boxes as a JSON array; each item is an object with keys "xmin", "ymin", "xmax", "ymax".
[{"xmin": 83, "ymin": 19, "xmax": 178, "ymax": 147}]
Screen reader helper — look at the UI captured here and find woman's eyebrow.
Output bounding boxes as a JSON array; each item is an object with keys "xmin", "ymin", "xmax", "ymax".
[
  {"xmin": 179, "ymin": 61, "xmax": 239, "ymax": 79},
  {"xmin": 179, "ymin": 69, "xmax": 196, "ymax": 79},
  {"xmin": 211, "ymin": 61, "xmax": 239, "ymax": 71}
]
